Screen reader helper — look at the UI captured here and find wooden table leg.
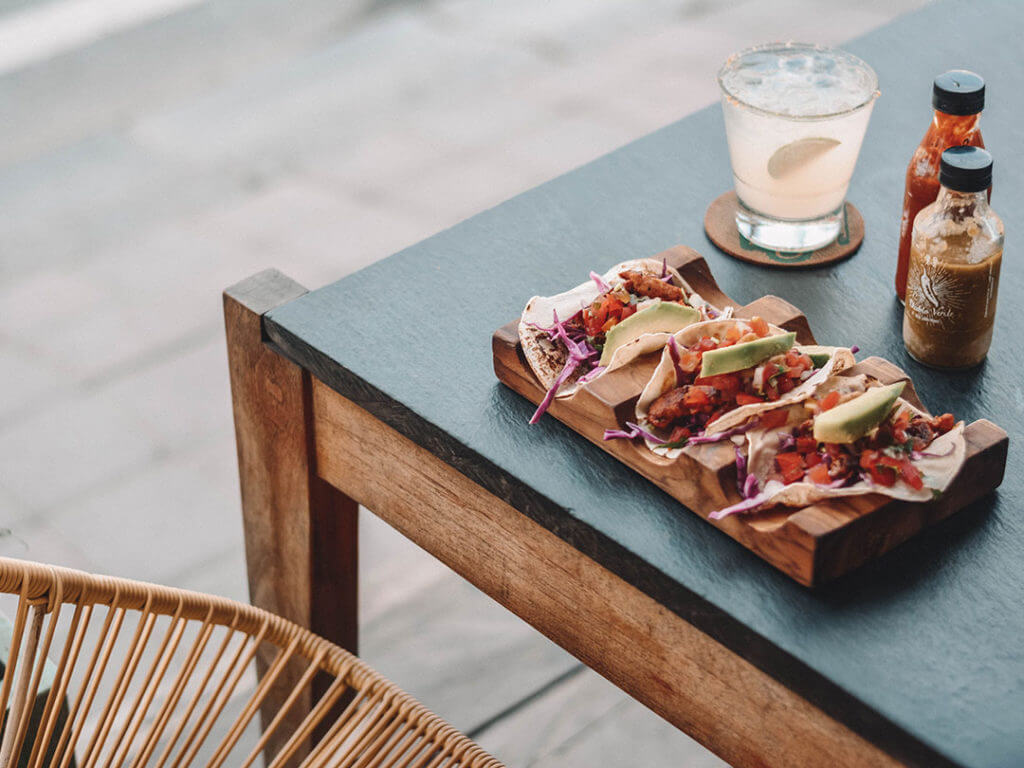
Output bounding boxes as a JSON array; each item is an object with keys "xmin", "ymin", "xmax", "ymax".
[{"xmin": 223, "ymin": 270, "xmax": 358, "ymax": 753}]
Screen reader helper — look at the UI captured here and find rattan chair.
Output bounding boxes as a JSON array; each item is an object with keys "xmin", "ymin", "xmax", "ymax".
[{"xmin": 0, "ymin": 557, "xmax": 503, "ymax": 768}]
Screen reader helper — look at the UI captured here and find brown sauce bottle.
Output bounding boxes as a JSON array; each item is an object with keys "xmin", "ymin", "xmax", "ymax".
[{"xmin": 903, "ymin": 147, "xmax": 1002, "ymax": 369}]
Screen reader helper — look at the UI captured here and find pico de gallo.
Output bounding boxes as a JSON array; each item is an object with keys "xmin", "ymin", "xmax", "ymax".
[
  {"xmin": 527, "ymin": 263, "xmax": 715, "ymax": 424},
  {"xmin": 765, "ymin": 406, "xmax": 956, "ymax": 490},
  {"xmin": 643, "ymin": 318, "xmax": 822, "ymax": 445},
  {"xmin": 580, "ymin": 268, "xmax": 711, "ymax": 352}
]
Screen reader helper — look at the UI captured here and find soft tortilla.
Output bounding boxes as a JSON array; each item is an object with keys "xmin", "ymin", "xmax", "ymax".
[
  {"xmin": 713, "ymin": 380, "xmax": 967, "ymax": 518},
  {"xmin": 518, "ymin": 258, "xmax": 712, "ymax": 397},
  {"xmin": 634, "ymin": 318, "xmax": 855, "ymax": 458}
]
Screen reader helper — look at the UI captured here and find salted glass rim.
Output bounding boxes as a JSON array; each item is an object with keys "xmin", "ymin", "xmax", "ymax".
[{"xmin": 717, "ymin": 42, "xmax": 879, "ymax": 121}]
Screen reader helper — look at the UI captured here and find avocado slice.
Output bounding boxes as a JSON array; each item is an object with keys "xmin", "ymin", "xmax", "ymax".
[
  {"xmin": 796, "ymin": 345, "xmax": 838, "ymax": 368},
  {"xmin": 813, "ymin": 382, "xmax": 906, "ymax": 444},
  {"xmin": 599, "ymin": 301, "xmax": 700, "ymax": 365},
  {"xmin": 699, "ymin": 332, "xmax": 796, "ymax": 378}
]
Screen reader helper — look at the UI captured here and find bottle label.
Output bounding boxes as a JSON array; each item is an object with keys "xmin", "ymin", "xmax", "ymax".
[{"xmin": 906, "ymin": 254, "xmax": 998, "ymax": 332}]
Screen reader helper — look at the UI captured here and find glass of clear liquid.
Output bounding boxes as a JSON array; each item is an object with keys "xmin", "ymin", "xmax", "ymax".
[{"xmin": 717, "ymin": 43, "xmax": 878, "ymax": 252}]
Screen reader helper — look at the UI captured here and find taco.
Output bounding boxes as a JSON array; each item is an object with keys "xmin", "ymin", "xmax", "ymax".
[
  {"xmin": 709, "ymin": 375, "xmax": 965, "ymax": 520},
  {"xmin": 519, "ymin": 257, "xmax": 723, "ymax": 422},
  {"xmin": 615, "ymin": 317, "xmax": 855, "ymax": 457}
]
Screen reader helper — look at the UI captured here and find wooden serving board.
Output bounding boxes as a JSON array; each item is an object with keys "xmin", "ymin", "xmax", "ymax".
[{"xmin": 492, "ymin": 245, "xmax": 1009, "ymax": 586}]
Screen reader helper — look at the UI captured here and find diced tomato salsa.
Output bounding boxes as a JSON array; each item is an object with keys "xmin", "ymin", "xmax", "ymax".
[
  {"xmin": 758, "ymin": 409, "xmax": 789, "ymax": 430},
  {"xmin": 583, "ymin": 291, "xmax": 633, "ymax": 338},
  {"xmin": 582, "ymin": 270, "xmax": 694, "ymax": 344},
  {"xmin": 766, "ymin": 409, "xmax": 955, "ymax": 489},
  {"xmin": 818, "ymin": 391, "xmax": 841, "ymax": 411},
  {"xmin": 646, "ymin": 318, "xmax": 817, "ymax": 434},
  {"xmin": 735, "ymin": 392, "xmax": 762, "ymax": 406},
  {"xmin": 774, "ymin": 451, "xmax": 804, "ymax": 483}
]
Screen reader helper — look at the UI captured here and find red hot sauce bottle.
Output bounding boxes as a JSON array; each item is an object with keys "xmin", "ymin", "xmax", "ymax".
[{"xmin": 896, "ymin": 70, "xmax": 985, "ymax": 302}]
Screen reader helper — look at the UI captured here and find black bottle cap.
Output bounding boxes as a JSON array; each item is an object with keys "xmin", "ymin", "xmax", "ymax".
[
  {"xmin": 940, "ymin": 146, "xmax": 992, "ymax": 192},
  {"xmin": 932, "ymin": 70, "xmax": 985, "ymax": 115}
]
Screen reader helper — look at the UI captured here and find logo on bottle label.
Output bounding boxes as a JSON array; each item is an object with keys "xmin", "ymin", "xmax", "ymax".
[
  {"xmin": 906, "ymin": 260, "xmax": 965, "ymax": 326},
  {"xmin": 919, "ymin": 271, "xmax": 941, "ymax": 309}
]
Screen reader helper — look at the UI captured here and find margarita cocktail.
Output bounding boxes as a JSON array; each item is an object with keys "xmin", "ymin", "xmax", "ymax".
[{"xmin": 718, "ymin": 43, "xmax": 878, "ymax": 252}]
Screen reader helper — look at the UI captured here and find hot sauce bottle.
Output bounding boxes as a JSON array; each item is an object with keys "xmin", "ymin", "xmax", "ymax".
[
  {"xmin": 903, "ymin": 147, "xmax": 1002, "ymax": 369},
  {"xmin": 896, "ymin": 71, "xmax": 985, "ymax": 302}
]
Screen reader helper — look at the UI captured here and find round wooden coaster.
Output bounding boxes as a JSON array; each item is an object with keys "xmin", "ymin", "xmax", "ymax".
[{"xmin": 703, "ymin": 191, "xmax": 864, "ymax": 268}]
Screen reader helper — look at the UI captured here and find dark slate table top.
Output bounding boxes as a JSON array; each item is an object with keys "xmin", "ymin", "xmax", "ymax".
[{"xmin": 265, "ymin": 2, "xmax": 1022, "ymax": 766}]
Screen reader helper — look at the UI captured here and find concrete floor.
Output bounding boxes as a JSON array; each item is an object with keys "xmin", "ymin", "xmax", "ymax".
[{"xmin": 0, "ymin": 0, "xmax": 926, "ymax": 764}]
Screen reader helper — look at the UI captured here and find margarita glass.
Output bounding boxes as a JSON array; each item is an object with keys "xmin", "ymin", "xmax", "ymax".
[{"xmin": 718, "ymin": 43, "xmax": 878, "ymax": 252}]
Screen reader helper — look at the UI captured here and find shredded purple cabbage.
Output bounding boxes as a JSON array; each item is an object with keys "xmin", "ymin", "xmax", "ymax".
[
  {"xmin": 708, "ymin": 462, "xmax": 767, "ymax": 519},
  {"xmin": 633, "ymin": 423, "xmax": 665, "ymax": 444},
  {"xmin": 706, "ymin": 306, "xmax": 719, "ymax": 319},
  {"xmin": 666, "ymin": 336, "xmax": 686, "ymax": 385},
  {"xmin": 850, "ymin": 345, "xmax": 860, "ymax": 354},
  {"xmin": 525, "ymin": 308, "xmax": 584, "ymax": 338},
  {"xmin": 776, "ymin": 432, "xmax": 796, "ymax": 452},
  {"xmin": 589, "ymin": 271, "xmax": 611, "ymax": 293},
  {"xmin": 602, "ymin": 422, "xmax": 666, "ymax": 444},
  {"xmin": 528, "ymin": 310, "xmax": 599, "ymax": 424},
  {"xmin": 660, "ymin": 258, "xmax": 668, "ymax": 277},
  {"xmin": 743, "ymin": 474, "xmax": 760, "ymax": 498},
  {"xmin": 547, "ymin": 310, "xmax": 597, "ymax": 365},
  {"xmin": 687, "ymin": 418, "xmax": 760, "ymax": 445},
  {"xmin": 710, "ymin": 484, "xmax": 770, "ymax": 520},
  {"xmin": 577, "ymin": 365, "xmax": 606, "ymax": 384},
  {"xmin": 529, "ymin": 358, "xmax": 579, "ymax": 424}
]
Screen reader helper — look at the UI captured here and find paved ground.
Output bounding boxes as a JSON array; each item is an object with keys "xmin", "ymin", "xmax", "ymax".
[{"xmin": 0, "ymin": 0, "xmax": 925, "ymax": 764}]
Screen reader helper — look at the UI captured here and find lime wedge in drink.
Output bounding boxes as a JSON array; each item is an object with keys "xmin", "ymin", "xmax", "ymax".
[{"xmin": 767, "ymin": 137, "xmax": 841, "ymax": 178}]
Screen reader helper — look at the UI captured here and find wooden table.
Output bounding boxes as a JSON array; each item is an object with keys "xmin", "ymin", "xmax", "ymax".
[{"xmin": 223, "ymin": 2, "xmax": 1023, "ymax": 766}]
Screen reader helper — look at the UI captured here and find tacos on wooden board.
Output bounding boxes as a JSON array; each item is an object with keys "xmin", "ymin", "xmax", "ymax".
[
  {"xmin": 614, "ymin": 317, "xmax": 855, "ymax": 457},
  {"xmin": 519, "ymin": 257, "xmax": 724, "ymax": 423},
  {"xmin": 710, "ymin": 375, "xmax": 964, "ymax": 519}
]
